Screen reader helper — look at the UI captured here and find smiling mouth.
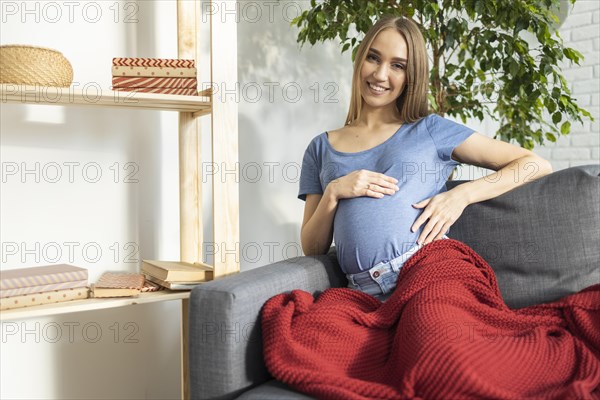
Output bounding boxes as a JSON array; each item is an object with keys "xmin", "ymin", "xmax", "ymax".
[{"xmin": 368, "ymin": 82, "xmax": 389, "ymax": 92}]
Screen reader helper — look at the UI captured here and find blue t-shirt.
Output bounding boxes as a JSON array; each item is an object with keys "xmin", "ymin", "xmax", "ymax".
[{"xmin": 298, "ymin": 113, "xmax": 476, "ymax": 274}]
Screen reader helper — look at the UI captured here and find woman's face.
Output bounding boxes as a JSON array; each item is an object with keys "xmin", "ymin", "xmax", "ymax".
[{"xmin": 359, "ymin": 28, "xmax": 408, "ymax": 112}]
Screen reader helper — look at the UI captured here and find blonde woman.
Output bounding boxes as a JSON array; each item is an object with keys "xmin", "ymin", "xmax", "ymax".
[{"xmin": 298, "ymin": 16, "xmax": 552, "ymax": 301}]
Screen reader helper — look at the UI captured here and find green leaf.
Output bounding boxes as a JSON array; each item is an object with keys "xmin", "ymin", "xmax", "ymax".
[
  {"xmin": 316, "ymin": 11, "xmax": 325, "ymax": 27},
  {"xmin": 545, "ymin": 132, "xmax": 557, "ymax": 142},
  {"xmin": 552, "ymin": 112, "xmax": 562, "ymax": 124},
  {"xmin": 509, "ymin": 59, "xmax": 519, "ymax": 76},
  {"xmin": 560, "ymin": 121, "xmax": 571, "ymax": 135}
]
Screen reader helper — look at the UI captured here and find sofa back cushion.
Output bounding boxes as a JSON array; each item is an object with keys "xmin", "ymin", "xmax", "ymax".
[{"xmin": 445, "ymin": 164, "xmax": 600, "ymax": 309}]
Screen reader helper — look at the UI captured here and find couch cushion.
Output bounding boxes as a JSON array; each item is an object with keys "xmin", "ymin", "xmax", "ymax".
[
  {"xmin": 235, "ymin": 380, "xmax": 314, "ymax": 400},
  {"xmin": 445, "ymin": 164, "xmax": 600, "ymax": 309}
]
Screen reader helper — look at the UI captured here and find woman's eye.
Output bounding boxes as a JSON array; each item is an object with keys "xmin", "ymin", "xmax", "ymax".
[
  {"xmin": 394, "ymin": 64, "xmax": 405, "ymax": 70},
  {"xmin": 367, "ymin": 54, "xmax": 378, "ymax": 62}
]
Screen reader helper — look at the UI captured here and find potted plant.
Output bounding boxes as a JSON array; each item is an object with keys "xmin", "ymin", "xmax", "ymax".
[{"xmin": 291, "ymin": 0, "xmax": 593, "ymax": 177}]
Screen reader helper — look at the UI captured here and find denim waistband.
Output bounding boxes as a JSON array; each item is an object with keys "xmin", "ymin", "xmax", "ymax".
[{"xmin": 346, "ymin": 235, "xmax": 449, "ymax": 297}]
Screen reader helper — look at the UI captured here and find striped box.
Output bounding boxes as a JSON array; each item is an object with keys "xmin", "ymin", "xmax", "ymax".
[
  {"xmin": 1, "ymin": 264, "xmax": 88, "ymax": 290},
  {"xmin": 1, "ymin": 279, "xmax": 88, "ymax": 298},
  {"xmin": 113, "ymin": 57, "xmax": 195, "ymax": 68},
  {"xmin": 1, "ymin": 287, "xmax": 90, "ymax": 311},
  {"xmin": 112, "ymin": 87, "xmax": 198, "ymax": 96},
  {"xmin": 112, "ymin": 66, "xmax": 197, "ymax": 78},
  {"xmin": 112, "ymin": 76, "xmax": 197, "ymax": 89}
]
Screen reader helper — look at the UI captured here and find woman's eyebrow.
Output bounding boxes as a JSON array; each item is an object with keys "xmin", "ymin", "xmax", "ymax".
[{"xmin": 368, "ymin": 48, "xmax": 407, "ymax": 63}]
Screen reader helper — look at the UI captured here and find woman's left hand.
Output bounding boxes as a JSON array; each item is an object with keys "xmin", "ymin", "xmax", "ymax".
[{"xmin": 410, "ymin": 189, "xmax": 470, "ymax": 245}]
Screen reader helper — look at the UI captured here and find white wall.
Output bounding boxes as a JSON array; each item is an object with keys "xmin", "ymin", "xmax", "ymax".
[
  {"xmin": 532, "ymin": 0, "xmax": 600, "ymax": 169},
  {"xmin": 1, "ymin": 1, "xmax": 598, "ymax": 398}
]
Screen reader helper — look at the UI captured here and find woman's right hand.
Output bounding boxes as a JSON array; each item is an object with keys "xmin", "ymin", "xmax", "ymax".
[{"xmin": 326, "ymin": 169, "xmax": 399, "ymax": 201}]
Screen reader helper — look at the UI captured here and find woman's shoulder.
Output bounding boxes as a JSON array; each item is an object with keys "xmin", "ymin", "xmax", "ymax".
[{"xmin": 326, "ymin": 125, "xmax": 354, "ymax": 137}]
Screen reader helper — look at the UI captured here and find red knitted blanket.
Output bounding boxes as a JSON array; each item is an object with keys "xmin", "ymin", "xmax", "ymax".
[{"xmin": 261, "ymin": 239, "xmax": 600, "ymax": 400}]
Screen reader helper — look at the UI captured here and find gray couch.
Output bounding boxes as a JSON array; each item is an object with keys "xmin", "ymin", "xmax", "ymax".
[{"xmin": 189, "ymin": 164, "xmax": 600, "ymax": 400}]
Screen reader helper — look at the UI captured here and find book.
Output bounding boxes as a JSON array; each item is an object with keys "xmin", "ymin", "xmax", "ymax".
[
  {"xmin": 112, "ymin": 57, "xmax": 195, "ymax": 68},
  {"xmin": 112, "ymin": 66, "xmax": 197, "ymax": 78},
  {"xmin": 1, "ymin": 287, "xmax": 89, "ymax": 311},
  {"xmin": 1, "ymin": 264, "xmax": 88, "ymax": 295},
  {"xmin": 140, "ymin": 279, "xmax": 164, "ymax": 292},
  {"xmin": 143, "ymin": 274, "xmax": 203, "ymax": 291},
  {"xmin": 1, "ymin": 279, "xmax": 88, "ymax": 298},
  {"xmin": 141, "ymin": 260, "xmax": 213, "ymax": 282},
  {"xmin": 111, "ymin": 87, "xmax": 198, "ymax": 96},
  {"xmin": 111, "ymin": 76, "xmax": 197, "ymax": 89},
  {"xmin": 91, "ymin": 272, "xmax": 145, "ymax": 298}
]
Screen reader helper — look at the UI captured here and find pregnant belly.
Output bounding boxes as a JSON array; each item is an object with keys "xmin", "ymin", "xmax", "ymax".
[{"xmin": 334, "ymin": 196, "xmax": 419, "ymax": 271}]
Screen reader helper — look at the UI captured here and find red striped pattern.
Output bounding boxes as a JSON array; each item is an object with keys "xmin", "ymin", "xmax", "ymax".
[
  {"xmin": 112, "ymin": 57, "xmax": 195, "ymax": 68},
  {"xmin": 262, "ymin": 239, "xmax": 600, "ymax": 399},
  {"xmin": 112, "ymin": 87, "xmax": 198, "ymax": 96},
  {"xmin": 112, "ymin": 76, "xmax": 197, "ymax": 89}
]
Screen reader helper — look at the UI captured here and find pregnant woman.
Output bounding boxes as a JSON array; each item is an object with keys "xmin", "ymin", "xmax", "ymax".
[{"xmin": 298, "ymin": 15, "xmax": 553, "ymax": 301}]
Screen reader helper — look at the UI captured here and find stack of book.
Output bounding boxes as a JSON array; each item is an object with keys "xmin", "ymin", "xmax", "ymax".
[
  {"xmin": 0, "ymin": 264, "xmax": 89, "ymax": 311},
  {"xmin": 141, "ymin": 260, "xmax": 213, "ymax": 290},
  {"xmin": 111, "ymin": 57, "xmax": 198, "ymax": 96},
  {"xmin": 91, "ymin": 272, "xmax": 145, "ymax": 298}
]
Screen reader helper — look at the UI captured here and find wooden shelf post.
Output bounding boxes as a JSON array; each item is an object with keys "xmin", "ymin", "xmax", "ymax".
[
  {"xmin": 177, "ymin": 0, "xmax": 239, "ymax": 399},
  {"xmin": 210, "ymin": 1, "xmax": 240, "ymax": 278}
]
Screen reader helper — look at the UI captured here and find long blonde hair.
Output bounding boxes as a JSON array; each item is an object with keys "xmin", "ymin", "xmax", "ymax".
[{"xmin": 345, "ymin": 16, "xmax": 430, "ymax": 125}]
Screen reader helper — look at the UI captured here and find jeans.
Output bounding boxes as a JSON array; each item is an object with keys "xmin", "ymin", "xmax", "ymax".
[{"xmin": 346, "ymin": 235, "xmax": 449, "ymax": 302}]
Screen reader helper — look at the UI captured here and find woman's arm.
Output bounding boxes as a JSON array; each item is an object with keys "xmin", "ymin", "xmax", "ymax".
[
  {"xmin": 301, "ymin": 170, "xmax": 400, "ymax": 255},
  {"xmin": 450, "ymin": 132, "xmax": 553, "ymax": 205},
  {"xmin": 411, "ymin": 132, "xmax": 553, "ymax": 245},
  {"xmin": 301, "ymin": 192, "xmax": 337, "ymax": 256}
]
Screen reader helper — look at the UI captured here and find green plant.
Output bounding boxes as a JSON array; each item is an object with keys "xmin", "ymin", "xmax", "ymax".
[{"xmin": 291, "ymin": 0, "xmax": 593, "ymax": 150}]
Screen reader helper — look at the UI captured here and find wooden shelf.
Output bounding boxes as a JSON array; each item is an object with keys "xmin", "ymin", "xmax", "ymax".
[
  {"xmin": 0, "ymin": 84, "xmax": 211, "ymax": 116},
  {"xmin": 0, "ymin": 290, "xmax": 190, "ymax": 321}
]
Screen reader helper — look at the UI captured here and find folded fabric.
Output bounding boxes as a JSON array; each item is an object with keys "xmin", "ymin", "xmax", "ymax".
[{"xmin": 261, "ymin": 239, "xmax": 600, "ymax": 400}]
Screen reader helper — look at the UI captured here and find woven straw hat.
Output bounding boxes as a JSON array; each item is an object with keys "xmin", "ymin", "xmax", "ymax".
[{"xmin": 0, "ymin": 45, "xmax": 73, "ymax": 87}]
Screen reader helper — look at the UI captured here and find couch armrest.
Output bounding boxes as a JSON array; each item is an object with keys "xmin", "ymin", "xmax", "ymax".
[{"xmin": 189, "ymin": 251, "xmax": 345, "ymax": 400}]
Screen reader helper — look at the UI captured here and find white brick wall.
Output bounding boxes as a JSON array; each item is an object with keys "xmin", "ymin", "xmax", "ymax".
[{"xmin": 533, "ymin": 0, "xmax": 600, "ymax": 170}]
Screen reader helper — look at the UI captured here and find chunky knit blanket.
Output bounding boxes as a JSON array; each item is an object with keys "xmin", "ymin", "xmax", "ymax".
[{"xmin": 261, "ymin": 239, "xmax": 600, "ymax": 400}]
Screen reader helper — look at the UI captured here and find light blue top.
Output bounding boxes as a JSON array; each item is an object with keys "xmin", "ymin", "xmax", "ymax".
[{"xmin": 298, "ymin": 113, "xmax": 476, "ymax": 274}]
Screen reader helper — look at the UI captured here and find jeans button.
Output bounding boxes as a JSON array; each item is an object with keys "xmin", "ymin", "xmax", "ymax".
[{"xmin": 373, "ymin": 271, "xmax": 380, "ymax": 278}]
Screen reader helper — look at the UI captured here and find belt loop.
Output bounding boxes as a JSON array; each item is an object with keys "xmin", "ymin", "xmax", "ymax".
[{"xmin": 346, "ymin": 274, "xmax": 355, "ymax": 286}]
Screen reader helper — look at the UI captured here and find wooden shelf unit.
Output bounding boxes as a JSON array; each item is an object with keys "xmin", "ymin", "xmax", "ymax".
[
  {"xmin": 0, "ymin": 290, "xmax": 190, "ymax": 321},
  {"xmin": 0, "ymin": 84, "xmax": 212, "ymax": 115},
  {"xmin": 0, "ymin": 1, "xmax": 239, "ymax": 399}
]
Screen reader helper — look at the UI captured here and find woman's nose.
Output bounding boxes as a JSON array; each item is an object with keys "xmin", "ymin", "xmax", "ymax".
[{"xmin": 373, "ymin": 64, "xmax": 388, "ymax": 81}]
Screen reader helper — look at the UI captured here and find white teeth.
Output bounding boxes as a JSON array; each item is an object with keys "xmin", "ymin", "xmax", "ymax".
[{"xmin": 368, "ymin": 82, "xmax": 387, "ymax": 92}]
